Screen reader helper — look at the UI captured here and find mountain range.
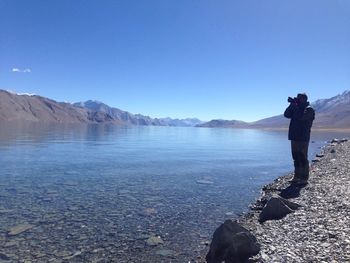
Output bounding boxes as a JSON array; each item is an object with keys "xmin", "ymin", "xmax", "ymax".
[
  {"xmin": 0, "ymin": 90, "xmax": 202, "ymax": 127},
  {"xmin": 198, "ymin": 90, "xmax": 350, "ymax": 129},
  {"xmin": 1, "ymin": 89, "xmax": 349, "ymax": 129}
]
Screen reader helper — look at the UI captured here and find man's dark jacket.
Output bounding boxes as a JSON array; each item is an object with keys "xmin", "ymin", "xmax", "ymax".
[{"xmin": 284, "ymin": 102, "xmax": 315, "ymax": 142}]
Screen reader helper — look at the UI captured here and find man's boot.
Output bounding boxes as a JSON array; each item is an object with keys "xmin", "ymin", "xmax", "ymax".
[
  {"xmin": 290, "ymin": 163, "xmax": 302, "ymax": 183},
  {"xmin": 298, "ymin": 163, "xmax": 309, "ymax": 185}
]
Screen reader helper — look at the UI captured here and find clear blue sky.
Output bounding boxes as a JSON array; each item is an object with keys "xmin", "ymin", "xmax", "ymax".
[{"xmin": 0, "ymin": 0, "xmax": 349, "ymax": 121}]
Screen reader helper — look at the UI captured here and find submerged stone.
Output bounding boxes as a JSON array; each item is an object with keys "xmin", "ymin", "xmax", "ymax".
[
  {"xmin": 146, "ymin": 236, "xmax": 164, "ymax": 246},
  {"xmin": 155, "ymin": 249, "xmax": 174, "ymax": 257},
  {"xmin": 0, "ymin": 252, "xmax": 10, "ymax": 261},
  {"xmin": 7, "ymin": 223, "xmax": 34, "ymax": 236},
  {"xmin": 196, "ymin": 180, "xmax": 214, "ymax": 185}
]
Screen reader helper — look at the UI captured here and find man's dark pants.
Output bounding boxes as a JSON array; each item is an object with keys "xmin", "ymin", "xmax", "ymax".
[{"xmin": 291, "ymin": 141, "xmax": 309, "ymax": 181}]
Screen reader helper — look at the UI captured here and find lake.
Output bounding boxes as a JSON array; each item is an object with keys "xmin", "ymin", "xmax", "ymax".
[{"xmin": 0, "ymin": 123, "xmax": 349, "ymax": 262}]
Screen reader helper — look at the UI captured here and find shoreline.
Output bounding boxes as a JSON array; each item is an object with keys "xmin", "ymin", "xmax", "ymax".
[
  {"xmin": 2, "ymin": 121, "xmax": 350, "ymax": 132},
  {"xmin": 216, "ymin": 138, "xmax": 350, "ymax": 262}
]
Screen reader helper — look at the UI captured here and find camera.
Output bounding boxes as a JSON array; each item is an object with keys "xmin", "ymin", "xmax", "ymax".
[{"xmin": 288, "ymin": 97, "xmax": 298, "ymax": 103}]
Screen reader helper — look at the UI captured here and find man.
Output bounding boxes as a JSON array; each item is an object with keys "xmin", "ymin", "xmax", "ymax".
[{"xmin": 284, "ymin": 93, "xmax": 315, "ymax": 185}]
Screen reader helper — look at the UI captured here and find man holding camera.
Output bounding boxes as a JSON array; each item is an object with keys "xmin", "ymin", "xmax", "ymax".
[{"xmin": 284, "ymin": 93, "xmax": 315, "ymax": 185}]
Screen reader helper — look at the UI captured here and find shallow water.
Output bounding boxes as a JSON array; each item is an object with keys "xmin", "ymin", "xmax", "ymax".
[{"xmin": 0, "ymin": 124, "xmax": 348, "ymax": 262}]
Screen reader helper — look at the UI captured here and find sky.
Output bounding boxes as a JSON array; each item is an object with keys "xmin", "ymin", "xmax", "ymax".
[{"xmin": 0, "ymin": 0, "xmax": 349, "ymax": 122}]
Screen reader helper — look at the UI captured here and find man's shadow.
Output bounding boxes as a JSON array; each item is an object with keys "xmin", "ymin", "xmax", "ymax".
[{"xmin": 278, "ymin": 182, "xmax": 307, "ymax": 199}]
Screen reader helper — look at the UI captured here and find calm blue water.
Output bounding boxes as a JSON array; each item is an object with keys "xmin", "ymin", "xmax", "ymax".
[{"xmin": 0, "ymin": 124, "xmax": 348, "ymax": 261}]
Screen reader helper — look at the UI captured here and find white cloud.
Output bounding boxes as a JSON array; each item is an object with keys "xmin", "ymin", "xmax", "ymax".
[{"xmin": 11, "ymin": 68, "xmax": 31, "ymax": 73}]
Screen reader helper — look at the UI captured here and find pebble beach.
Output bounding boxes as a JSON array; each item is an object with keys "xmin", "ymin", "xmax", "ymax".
[{"xmin": 228, "ymin": 138, "xmax": 350, "ymax": 262}]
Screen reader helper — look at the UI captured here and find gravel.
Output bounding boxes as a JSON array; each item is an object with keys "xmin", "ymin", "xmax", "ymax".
[{"xmin": 232, "ymin": 139, "xmax": 350, "ymax": 262}]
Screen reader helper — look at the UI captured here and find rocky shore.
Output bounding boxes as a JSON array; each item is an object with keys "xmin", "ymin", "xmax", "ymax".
[{"xmin": 204, "ymin": 138, "xmax": 350, "ymax": 262}]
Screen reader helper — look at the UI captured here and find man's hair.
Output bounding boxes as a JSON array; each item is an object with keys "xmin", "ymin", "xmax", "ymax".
[{"xmin": 297, "ymin": 93, "xmax": 308, "ymax": 101}]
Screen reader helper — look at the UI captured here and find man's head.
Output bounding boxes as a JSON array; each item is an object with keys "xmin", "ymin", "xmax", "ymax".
[{"xmin": 297, "ymin": 93, "xmax": 308, "ymax": 104}]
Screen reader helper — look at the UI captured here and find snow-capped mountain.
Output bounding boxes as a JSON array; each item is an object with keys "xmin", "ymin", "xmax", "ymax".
[
  {"xmin": 312, "ymin": 90, "xmax": 350, "ymax": 113},
  {"xmin": 74, "ymin": 100, "xmax": 203, "ymax": 127}
]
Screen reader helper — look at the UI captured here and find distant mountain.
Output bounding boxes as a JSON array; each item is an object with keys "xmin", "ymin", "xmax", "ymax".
[
  {"xmin": 199, "ymin": 90, "xmax": 350, "ymax": 129},
  {"xmin": 2, "ymin": 89, "xmax": 349, "ymax": 129},
  {"xmin": 157, "ymin": 117, "xmax": 203, "ymax": 127},
  {"xmin": 197, "ymin": 119, "xmax": 249, "ymax": 128},
  {"xmin": 73, "ymin": 100, "xmax": 157, "ymax": 125},
  {"xmin": 0, "ymin": 90, "xmax": 203, "ymax": 126},
  {"xmin": 313, "ymin": 91, "xmax": 350, "ymax": 113},
  {"xmin": 311, "ymin": 90, "xmax": 350, "ymax": 129},
  {"xmin": 250, "ymin": 115, "xmax": 288, "ymax": 129},
  {"xmin": 0, "ymin": 90, "xmax": 116, "ymax": 123},
  {"xmin": 74, "ymin": 100, "xmax": 203, "ymax": 126}
]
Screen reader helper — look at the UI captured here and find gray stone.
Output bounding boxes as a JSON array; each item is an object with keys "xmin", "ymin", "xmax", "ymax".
[
  {"xmin": 3, "ymin": 241, "xmax": 18, "ymax": 248},
  {"xmin": 259, "ymin": 196, "xmax": 301, "ymax": 223},
  {"xmin": 7, "ymin": 223, "xmax": 34, "ymax": 236},
  {"xmin": 146, "ymin": 236, "xmax": 164, "ymax": 246},
  {"xmin": 0, "ymin": 209, "xmax": 13, "ymax": 214},
  {"xmin": 206, "ymin": 220, "xmax": 260, "ymax": 263},
  {"xmin": 261, "ymin": 251, "xmax": 270, "ymax": 261},
  {"xmin": 63, "ymin": 251, "xmax": 82, "ymax": 260},
  {"xmin": 196, "ymin": 180, "xmax": 214, "ymax": 185},
  {"xmin": 0, "ymin": 252, "xmax": 10, "ymax": 261},
  {"xmin": 155, "ymin": 249, "xmax": 174, "ymax": 257},
  {"xmin": 136, "ymin": 234, "xmax": 150, "ymax": 240}
]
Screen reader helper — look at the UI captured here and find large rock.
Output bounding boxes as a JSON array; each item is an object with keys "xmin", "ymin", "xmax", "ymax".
[
  {"xmin": 259, "ymin": 196, "xmax": 301, "ymax": 223},
  {"xmin": 206, "ymin": 220, "xmax": 260, "ymax": 263}
]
